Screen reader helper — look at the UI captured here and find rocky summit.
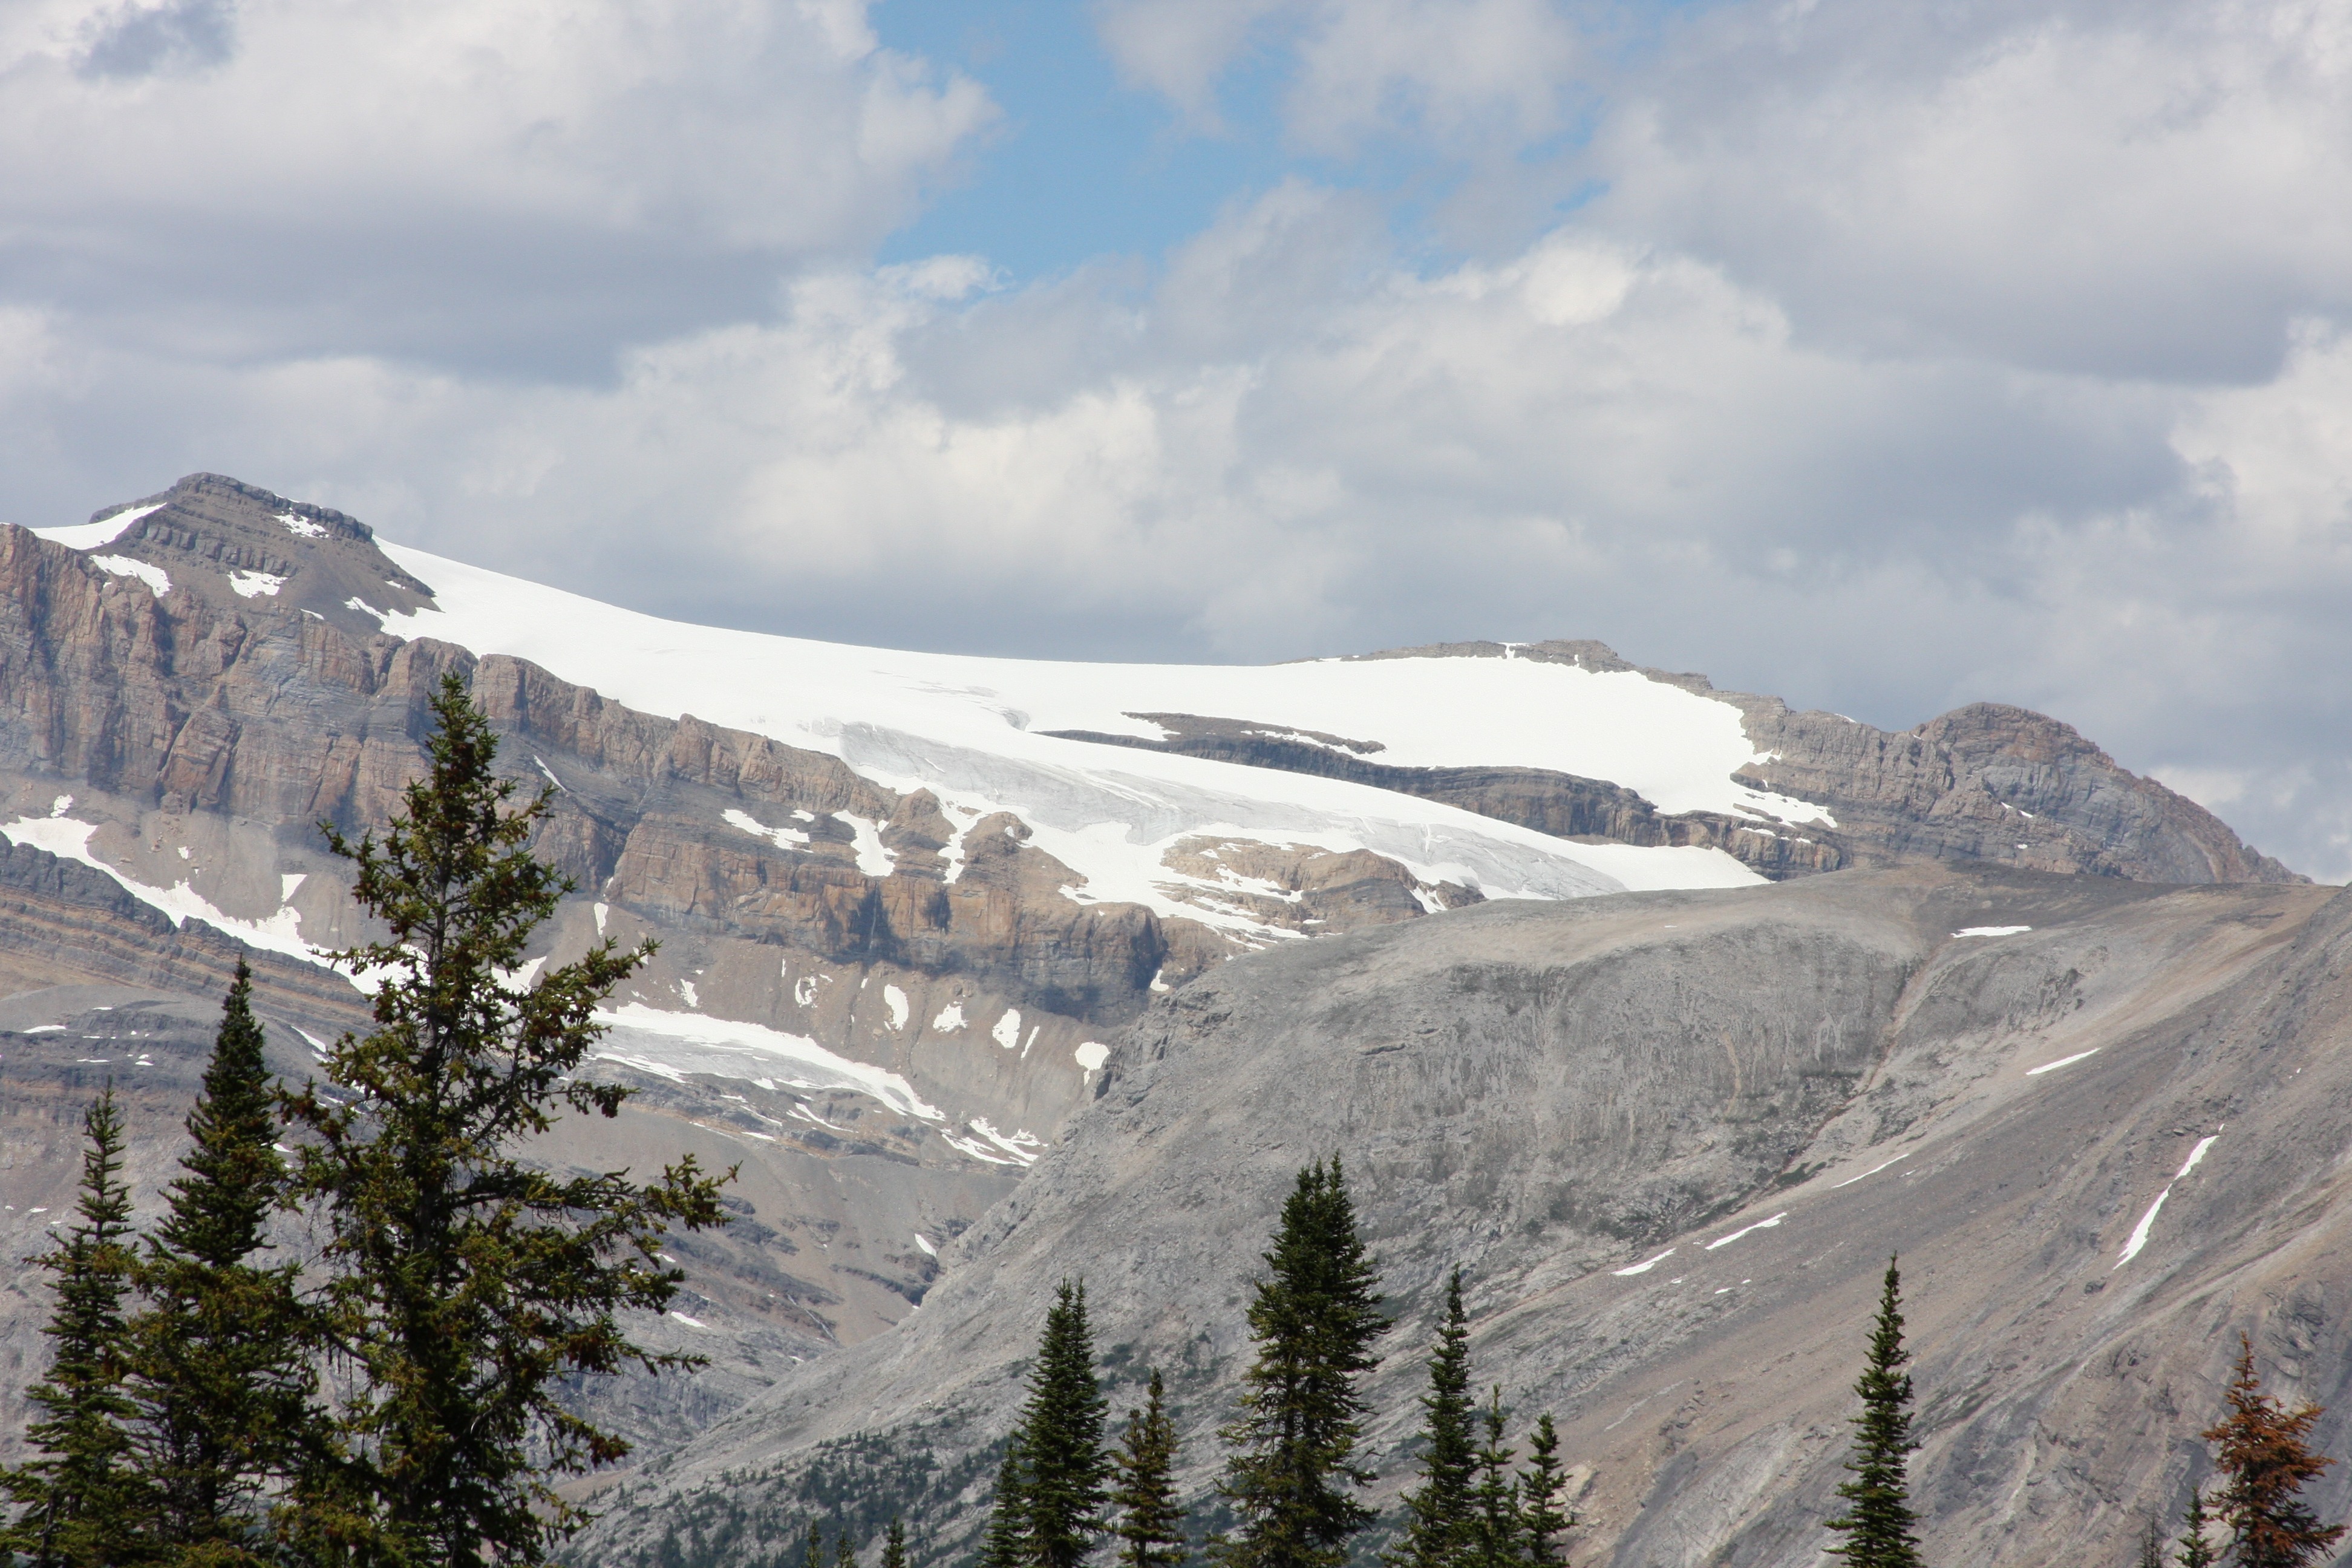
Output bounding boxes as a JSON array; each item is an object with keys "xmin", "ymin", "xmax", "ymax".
[{"xmin": 0, "ymin": 475, "xmax": 2325, "ymax": 1565}]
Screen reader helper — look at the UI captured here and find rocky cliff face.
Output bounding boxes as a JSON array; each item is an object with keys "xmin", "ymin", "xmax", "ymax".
[
  {"xmin": 572, "ymin": 865, "xmax": 2352, "ymax": 1568},
  {"xmin": 0, "ymin": 474, "xmax": 2314, "ymax": 1529},
  {"xmin": 1078, "ymin": 639, "xmax": 2301, "ymax": 886}
]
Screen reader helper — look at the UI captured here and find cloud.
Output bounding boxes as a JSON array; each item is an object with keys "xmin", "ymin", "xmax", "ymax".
[
  {"xmin": 2, "ymin": 0, "xmax": 2348, "ymax": 881},
  {"xmin": 0, "ymin": 0, "xmax": 995, "ymax": 370},
  {"xmin": 1094, "ymin": 0, "xmax": 1583, "ymax": 152}
]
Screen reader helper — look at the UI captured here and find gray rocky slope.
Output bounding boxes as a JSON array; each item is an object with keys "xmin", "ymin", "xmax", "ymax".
[
  {"xmin": 572, "ymin": 863, "xmax": 2352, "ymax": 1568},
  {"xmin": 0, "ymin": 472, "xmax": 2319, "ymax": 1518}
]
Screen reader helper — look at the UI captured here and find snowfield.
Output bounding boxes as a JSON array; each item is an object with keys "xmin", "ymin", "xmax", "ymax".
[{"xmin": 374, "ymin": 546, "xmax": 1815, "ymax": 926}]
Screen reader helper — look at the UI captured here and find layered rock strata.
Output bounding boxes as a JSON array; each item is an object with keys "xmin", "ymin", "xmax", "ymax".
[{"xmin": 572, "ymin": 864, "xmax": 2352, "ymax": 1568}]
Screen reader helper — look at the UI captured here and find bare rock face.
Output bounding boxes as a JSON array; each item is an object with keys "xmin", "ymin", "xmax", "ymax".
[
  {"xmin": 0, "ymin": 475, "xmax": 2313, "ymax": 1528},
  {"xmin": 570, "ymin": 866, "xmax": 2352, "ymax": 1568},
  {"xmin": 1117, "ymin": 638, "xmax": 2298, "ymax": 885}
]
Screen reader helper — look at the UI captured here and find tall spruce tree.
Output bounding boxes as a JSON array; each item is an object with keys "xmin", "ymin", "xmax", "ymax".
[
  {"xmin": 125, "ymin": 961, "xmax": 313, "ymax": 1563},
  {"xmin": 1384, "ymin": 1270, "xmax": 1475, "ymax": 1568},
  {"xmin": 882, "ymin": 1517, "xmax": 910, "ymax": 1568},
  {"xmin": 979, "ymin": 1436, "xmax": 1031, "ymax": 1568},
  {"xmin": 1823, "ymin": 1256, "xmax": 1922, "ymax": 1568},
  {"xmin": 1212, "ymin": 1158, "xmax": 1388, "ymax": 1568},
  {"xmin": 1514, "ymin": 1414, "xmax": 1574, "ymax": 1568},
  {"xmin": 282, "ymin": 671, "xmax": 731, "ymax": 1565},
  {"xmin": 1466, "ymin": 1390, "xmax": 1517, "ymax": 1568},
  {"xmin": 0, "ymin": 1086, "xmax": 146, "ymax": 1568},
  {"xmin": 1111, "ymin": 1370, "xmax": 1187, "ymax": 1568},
  {"xmin": 838, "ymin": 1526, "xmax": 861, "ymax": 1568},
  {"xmin": 2201, "ymin": 1334, "xmax": 2347, "ymax": 1568},
  {"xmin": 2135, "ymin": 1512, "xmax": 2164, "ymax": 1568},
  {"xmin": 2175, "ymin": 1488, "xmax": 2218, "ymax": 1568},
  {"xmin": 1012, "ymin": 1281, "xmax": 1111, "ymax": 1568}
]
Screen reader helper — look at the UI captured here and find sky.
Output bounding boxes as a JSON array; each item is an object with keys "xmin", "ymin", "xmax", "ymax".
[{"xmin": 1, "ymin": 0, "xmax": 2348, "ymax": 880}]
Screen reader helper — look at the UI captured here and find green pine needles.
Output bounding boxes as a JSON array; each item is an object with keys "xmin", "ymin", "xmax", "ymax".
[
  {"xmin": 1111, "ymin": 1371, "xmax": 1187, "ymax": 1568},
  {"xmin": 2, "ymin": 674, "xmax": 733, "ymax": 1567},
  {"xmin": 1386, "ymin": 1270, "xmax": 1475, "ymax": 1568},
  {"xmin": 1213, "ymin": 1158, "xmax": 1388, "ymax": 1568},
  {"xmin": 1824, "ymin": 1255, "xmax": 1923, "ymax": 1568},
  {"xmin": 1, "ymin": 1086, "xmax": 142, "ymax": 1568},
  {"xmin": 128, "ymin": 961, "xmax": 313, "ymax": 1563},
  {"xmin": 1013, "ymin": 1282, "xmax": 1112, "ymax": 1568},
  {"xmin": 286, "ymin": 670, "xmax": 731, "ymax": 1564}
]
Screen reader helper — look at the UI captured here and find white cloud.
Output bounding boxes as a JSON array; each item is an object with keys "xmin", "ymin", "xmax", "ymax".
[
  {"xmin": 1588, "ymin": 0, "xmax": 2352, "ymax": 378},
  {"xmin": 4, "ymin": 0, "xmax": 2351, "ymax": 882},
  {"xmin": 0, "ymin": 0, "xmax": 995, "ymax": 365}
]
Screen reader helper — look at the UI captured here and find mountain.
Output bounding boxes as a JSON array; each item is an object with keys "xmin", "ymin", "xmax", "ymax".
[
  {"xmin": 572, "ymin": 863, "xmax": 2352, "ymax": 1568},
  {"xmin": 0, "ymin": 472, "xmax": 2310, "ymax": 1505}
]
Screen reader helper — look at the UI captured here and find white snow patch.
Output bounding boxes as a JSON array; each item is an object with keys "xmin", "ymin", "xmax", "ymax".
[
  {"xmin": 668, "ymin": 1312, "xmax": 708, "ymax": 1328},
  {"xmin": 91, "ymin": 555, "xmax": 170, "ymax": 596},
  {"xmin": 912, "ymin": 1233, "xmax": 936, "ymax": 1256},
  {"xmin": 962, "ymin": 1117, "xmax": 1044, "ymax": 1165},
  {"xmin": 1704, "ymin": 1213, "xmax": 1787, "ymax": 1250},
  {"xmin": 679, "ymin": 979, "xmax": 699, "ymax": 1008},
  {"xmin": 991, "ymin": 1009, "xmax": 1022, "ymax": 1050},
  {"xmin": 0, "ymin": 810, "xmax": 321, "ymax": 969},
  {"xmin": 2114, "ymin": 1137, "xmax": 2222, "ymax": 1269},
  {"xmin": 942, "ymin": 1131, "xmax": 1025, "ymax": 1165},
  {"xmin": 593, "ymin": 902, "xmax": 609, "ymax": 935},
  {"xmin": 1832, "ymin": 1152, "xmax": 1910, "ymax": 1188},
  {"xmin": 1613, "ymin": 1248, "xmax": 1675, "ymax": 1277},
  {"xmin": 280, "ymin": 873, "xmax": 306, "ymax": 901},
  {"xmin": 591, "ymin": 1002, "xmax": 942, "ymax": 1119},
  {"xmin": 227, "ymin": 570, "xmax": 287, "ymax": 598},
  {"xmin": 2027, "ymin": 1048, "xmax": 2100, "ymax": 1077},
  {"xmin": 24, "ymin": 1025, "xmax": 63, "ymax": 1035},
  {"xmin": 836, "ymin": 812, "xmax": 896, "ymax": 878},
  {"xmin": 1954, "ymin": 925, "xmax": 2034, "ymax": 938},
  {"xmin": 499, "ymin": 956, "xmax": 547, "ymax": 995},
  {"xmin": 371, "ymin": 543, "xmax": 1786, "ymax": 935},
  {"xmin": 1074, "ymin": 1041, "xmax": 1109, "ymax": 1071},
  {"xmin": 724, "ymin": 808, "xmax": 811, "ymax": 850},
  {"xmin": 788, "ymin": 1101, "xmax": 849, "ymax": 1132},
  {"xmin": 794, "ymin": 975, "xmax": 822, "ymax": 1007},
  {"xmin": 32, "ymin": 502, "xmax": 166, "ymax": 550},
  {"xmin": 883, "ymin": 985, "xmax": 910, "ymax": 1031},
  {"xmin": 931, "ymin": 1002, "xmax": 966, "ymax": 1033},
  {"xmin": 276, "ymin": 511, "xmax": 328, "ymax": 539},
  {"xmin": 296, "ymin": 1028, "xmax": 332, "ymax": 1059}
]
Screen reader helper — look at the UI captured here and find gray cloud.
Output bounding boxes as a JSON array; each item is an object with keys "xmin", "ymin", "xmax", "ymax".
[{"xmin": 0, "ymin": 0, "xmax": 2346, "ymax": 882}]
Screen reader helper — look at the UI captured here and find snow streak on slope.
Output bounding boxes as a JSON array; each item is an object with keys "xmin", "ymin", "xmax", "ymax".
[{"xmin": 373, "ymin": 547, "xmax": 1778, "ymax": 928}]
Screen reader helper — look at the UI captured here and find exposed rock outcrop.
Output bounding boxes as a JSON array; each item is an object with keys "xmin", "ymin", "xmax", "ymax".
[{"xmin": 572, "ymin": 865, "xmax": 2352, "ymax": 1568}]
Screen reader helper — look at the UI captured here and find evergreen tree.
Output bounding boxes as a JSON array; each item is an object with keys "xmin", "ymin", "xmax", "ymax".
[
  {"xmin": 1466, "ymin": 1390, "xmax": 1517, "ymax": 1568},
  {"xmin": 282, "ymin": 671, "xmax": 731, "ymax": 1565},
  {"xmin": 803, "ymin": 1519, "xmax": 826, "ymax": 1568},
  {"xmin": 1211, "ymin": 1158, "xmax": 1388, "ymax": 1568},
  {"xmin": 2134, "ymin": 1511, "xmax": 2164, "ymax": 1568},
  {"xmin": 1012, "ymin": 1281, "xmax": 1111, "ymax": 1568},
  {"xmin": 1383, "ymin": 1271, "xmax": 1475, "ymax": 1568},
  {"xmin": 883, "ymin": 1517, "xmax": 910, "ymax": 1568},
  {"xmin": 0, "ymin": 1086, "xmax": 146, "ymax": 1567},
  {"xmin": 1514, "ymin": 1414, "xmax": 1574, "ymax": 1568},
  {"xmin": 1111, "ymin": 1370, "xmax": 1187, "ymax": 1568},
  {"xmin": 838, "ymin": 1526, "xmax": 861, "ymax": 1568},
  {"xmin": 979, "ymin": 1436, "xmax": 1031, "ymax": 1568},
  {"xmin": 1823, "ymin": 1256, "xmax": 1922, "ymax": 1568},
  {"xmin": 2175, "ymin": 1487, "xmax": 2218, "ymax": 1568},
  {"xmin": 2201, "ymin": 1334, "xmax": 2347, "ymax": 1568},
  {"xmin": 125, "ymin": 961, "xmax": 313, "ymax": 1563}
]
